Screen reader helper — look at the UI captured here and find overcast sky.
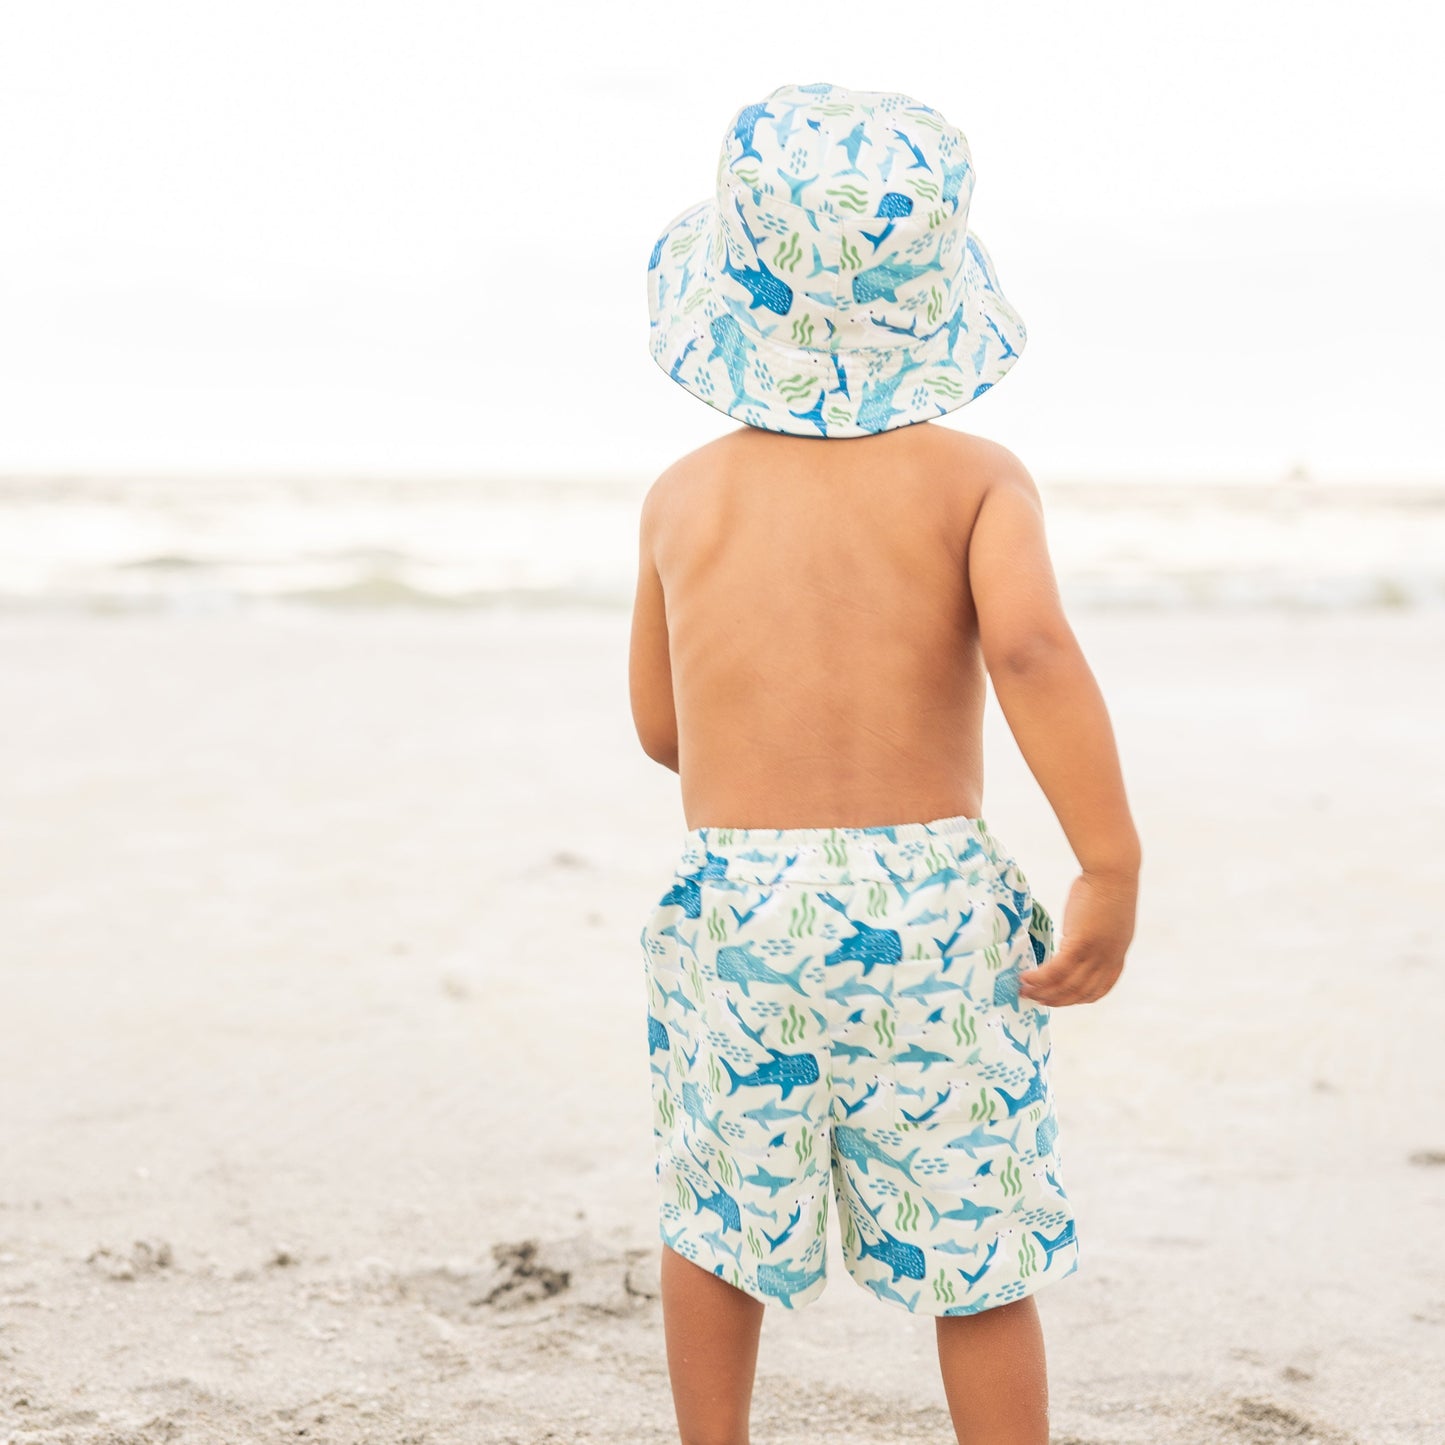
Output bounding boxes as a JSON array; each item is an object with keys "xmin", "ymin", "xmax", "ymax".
[{"xmin": 1, "ymin": 1, "xmax": 1441, "ymax": 482}]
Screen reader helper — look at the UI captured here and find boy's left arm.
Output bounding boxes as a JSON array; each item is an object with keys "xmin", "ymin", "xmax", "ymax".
[{"xmin": 629, "ymin": 484, "xmax": 679, "ymax": 771}]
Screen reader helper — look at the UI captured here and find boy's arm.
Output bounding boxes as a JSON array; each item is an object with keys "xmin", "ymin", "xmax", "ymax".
[
  {"xmin": 967, "ymin": 452, "xmax": 1140, "ymax": 1005},
  {"xmin": 629, "ymin": 483, "xmax": 679, "ymax": 772}
]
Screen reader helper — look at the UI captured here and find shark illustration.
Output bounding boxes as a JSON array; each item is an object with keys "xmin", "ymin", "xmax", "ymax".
[
  {"xmin": 816, "ymin": 892, "xmax": 902, "ymax": 973},
  {"xmin": 853, "ymin": 1194, "xmax": 927, "ymax": 1282},
  {"xmin": 764, "ymin": 1201, "xmax": 804, "ymax": 1250},
  {"xmin": 726, "ymin": 860, "xmax": 797, "ymax": 928},
  {"xmin": 701, "ymin": 1226, "xmax": 744, "ymax": 1263},
  {"xmin": 828, "ymin": 354, "xmax": 850, "ymax": 398},
  {"xmin": 809, "ymin": 243, "xmax": 839, "ymax": 277},
  {"xmin": 788, "ymin": 389, "xmax": 829, "ymax": 437},
  {"xmin": 925, "ymin": 1195, "xmax": 1001, "ymax": 1232},
  {"xmin": 714, "ymin": 942, "xmax": 809, "ymax": 997},
  {"xmin": 776, "ymin": 166, "xmax": 818, "ymax": 206},
  {"xmin": 896, "ymin": 972, "xmax": 961, "ymax": 1004},
  {"xmin": 834, "ymin": 1125, "xmax": 921, "ymax": 1182},
  {"xmin": 721, "ymin": 199, "xmax": 794, "ymax": 316},
  {"xmin": 893, "ymin": 1041, "xmax": 953, "ymax": 1069},
  {"xmin": 864, "ymin": 1274, "xmax": 922, "ymax": 1310},
  {"xmin": 931, "ymin": 910, "xmax": 977, "ymax": 967},
  {"xmin": 658, "ymin": 922, "xmax": 700, "ymax": 964},
  {"xmin": 957, "ymin": 1235, "xmax": 1000, "ymax": 1288},
  {"xmin": 706, "ymin": 313, "xmax": 762, "ymax": 410},
  {"xmin": 670, "ymin": 335, "xmax": 699, "ymax": 384},
  {"xmin": 851, "ymin": 238, "xmax": 946, "ymax": 305},
  {"xmin": 900, "ymin": 1085, "xmax": 954, "ymax": 1125},
  {"xmin": 835, "ymin": 120, "xmax": 872, "ymax": 175},
  {"xmin": 855, "ymin": 350, "xmax": 926, "ymax": 432},
  {"xmin": 832, "ymin": 1040, "xmax": 875, "ymax": 1065},
  {"xmin": 890, "ymin": 127, "xmax": 931, "ymax": 171},
  {"xmin": 647, "ymin": 1012, "xmax": 670, "ymax": 1055},
  {"xmin": 731, "ymin": 101, "xmax": 774, "ymax": 163},
  {"xmin": 992, "ymin": 1064, "xmax": 1046, "ymax": 1118},
  {"xmin": 740, "ymin": 1163, "xmax": 794, "ymax": 1197},
  {"xmin": 985, "ymin": 314, "xmax": 1018, "ymax": 363},
  {"xmin": 741, "ymin": 1096, "xmax": 811, "ymax": 1128},
  {"xmin": 769, "ymin": 101, "xmax": 806, "ymax": 148},
  {"xmin": 825, "ymin": 975, "xmax": 894, "ymax": 1008},
  {"xmin": 1034, "ymin": 1114, "xmax": 1058, "ymax": 1158},
  {"xmin": 861, "ymin": 191, "xmax": 914, "ymax": 251},
  {"xmin": 1031, "ymin": 1219, "xmax": 1076, "ymax": 1260},
  {"xmin": 657, "ymin": 851, "xmax": 731, "ymax": 919},
  {"xmin": 679, "ymin": 1081, "xmax": 728, "ymax": 1142},
  {"xmin": 941, "ymin": 158, "xmax": 972, "ymax": 209},
  {"xmin": 720, "ymin": 997, "xmax": 819, "ymax": 1098},
  {"xmin": 756, "ymin": 1259, "xmax": 825, "ymax": 1306},
  {"xmin": 682, "ymin": 1138, "xmax": 743, "ymax": 1233},
  {"xmin": 933, "ymin": 1237, "xmax": 984, "ymax": 1256},
  {"xmin": 945, "ymin": 1120, "xmax": 1021, "ymax": 1159},
  {"xmin": 840, "ymin": 1079, "xmax": 880, "ymax": 1119},
  {"xmin": 965, "ymin": 236, "xmax": 998, "ymax": 292}
]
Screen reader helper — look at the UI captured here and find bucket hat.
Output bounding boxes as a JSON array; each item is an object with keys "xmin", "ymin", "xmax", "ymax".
[{"xmin": 646, "ymin": 81, "xmax": 1027, "ymax": 438}]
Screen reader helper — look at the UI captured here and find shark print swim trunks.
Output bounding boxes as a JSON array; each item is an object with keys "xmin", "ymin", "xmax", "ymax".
[{"xmin": 639, "ymin": 812, "xmax": 1080, "ymax": 1316}]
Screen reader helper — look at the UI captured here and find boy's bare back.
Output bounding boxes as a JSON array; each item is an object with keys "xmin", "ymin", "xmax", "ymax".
[{"xmin": 633, "ymin": 421, "xmax": 1070, "ymax": 825}]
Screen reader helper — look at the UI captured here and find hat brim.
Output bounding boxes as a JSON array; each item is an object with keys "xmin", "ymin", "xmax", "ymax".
[{"xmin": 646, "ymin": 199, "xmax": 1027, "ymax": 439}]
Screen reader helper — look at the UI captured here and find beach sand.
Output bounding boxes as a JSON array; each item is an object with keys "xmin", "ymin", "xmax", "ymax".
[{"xmin": 1, "ymin": 607, "xmax": 1441, "ymax": 1444}]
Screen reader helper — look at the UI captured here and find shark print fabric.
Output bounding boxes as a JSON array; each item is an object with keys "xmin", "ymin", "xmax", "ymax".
[
  {"xmin": 639, "ymin": 812, "xmax": 1080, "ymax": 1316},
  {"xmin": 646, "ymin": 82, "xmax": 1027, "ymax": 438}
]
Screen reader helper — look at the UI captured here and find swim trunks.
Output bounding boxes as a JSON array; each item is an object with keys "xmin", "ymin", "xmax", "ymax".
[{"xmin": 639, "ymin": 812, "xmax": 1079, "ymax": 1316}]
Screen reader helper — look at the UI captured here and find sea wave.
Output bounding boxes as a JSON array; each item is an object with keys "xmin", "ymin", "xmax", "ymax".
[{"xmin": 0, "ymin": 474, "xmax": 1439, "ymax": 615}]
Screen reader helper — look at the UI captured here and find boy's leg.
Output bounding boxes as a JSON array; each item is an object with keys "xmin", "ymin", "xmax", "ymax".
[
  {"xmin": 660, "ymin": 1243, "xmax": 765, "ymax": 1445},
  {"xmin": 935, "ymin": 1295, "xmax": 1050, "ymax": 1445}
]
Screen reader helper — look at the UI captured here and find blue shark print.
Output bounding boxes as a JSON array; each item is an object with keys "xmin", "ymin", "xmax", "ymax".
[
  {"xmin": 835, "ymin": 120, "xmax": 872, "ymax": 176},
  {"xmin": 721, "ymin": 199, "xmax": 794, "ymax": 316},
  {"xmin": 834, "ymin": 1125, "xmax": 922, "ymax": 1182},
  {"xmin": 839, "ymin": 1079, "xmax": 881, "ymax": 1118},
  {"xmin": 715, "ymin": 943, "xmax": 810, "ymax": 997},
  {"xmin": 851, "ymin": 239, "xmax": 946, "ymax": 304},
  {"xmin": 658, "ymin": 850, "xmax": 732, "ymax": 919},
  {"xmin": 757, "ymin": 1258, "xmax": 826, "ymax": 1306},
  {"xmin": 852, "ymin": 1192, "xmax": 927, "ymax": 1282},
  {"xmin": 741, "ymin": 1096, "xmax": 810, "ymax": 1128},
  {"xmin": 856, "ymin": 350, "xmax": 926, "ymax": 432},
  {"xmin": 731, "ymin": 101, "xmax": 774, "ymax": 163},
  {"xmin": 946, "ymin": 1120, "xmax": 1022, "ymax": 1159},
  {"xmin": 694, "ymin": 1178, "xmax": 742, "ymax": 1233},
  {"xmin": 890, "ymin": 127, "xmax": 932, "ymax": 170},
  {"xmin": 668, "ymin": 337, "xmax": 697, "ymax": 383},
  {"xmin": 646, "ymin": 83, "xmax": 1028, "ymax": 438},
  {"xmin": 642, "ymin": 811, "xmax": 1077, "ymax": 1315},
  {"xmin": 925, "ymin": 1196, "xmax": 1001, "ymax": 1231},
  {"xmin": 861, "ymin": 191, "xmax": 914, "ymax": 250},
  {"xmin": 893, "ymin": 1041, "xmax": 953, "ymax": 1069},
  {"xmin": 764, "ymin": 1201, "xmax": 804, "ymax": 1250},
  {"xmin": 721, "ymin": 996, "xmax": 820, "ymax": 1098},
  {"xmin": 788, "ymin": 390, "xmax": 829, "ymax": 437},
  {"xmin": 900, "ymin": 1085, "xmax": 954, "ymax": 1124},
  {"xmin": 1032, "ymin": 1219, "xmax": 1077, "ymax": 1260},
  {"xmin": 741, "ymin": 1163, "xmax": 795, "ymax": 1197},
  {"xmin": 706, "ymin": 314, "xmax": 761, "ymax": 410}
]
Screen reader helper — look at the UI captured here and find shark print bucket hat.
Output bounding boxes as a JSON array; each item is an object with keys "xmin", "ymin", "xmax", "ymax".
[{"xmin": 646, "ymin": 81, "xmax": 1027, "ymax": 438}]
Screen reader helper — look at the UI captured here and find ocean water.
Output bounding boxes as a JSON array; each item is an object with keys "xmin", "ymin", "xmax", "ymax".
[{"xmin": 0, "ymin": 474, "xmax": 1437, "ymax": 615}]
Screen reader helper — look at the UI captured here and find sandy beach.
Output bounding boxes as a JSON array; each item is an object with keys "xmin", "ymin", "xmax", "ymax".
[{"xmin": 2, "ymin": 606, "xmax": 1442, "ymax": 1444}]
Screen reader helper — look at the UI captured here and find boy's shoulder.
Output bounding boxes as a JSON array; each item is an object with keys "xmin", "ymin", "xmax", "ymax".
[{"xmin": 642, "ymin": 424, "xmax": 1038, "ymax": 513}]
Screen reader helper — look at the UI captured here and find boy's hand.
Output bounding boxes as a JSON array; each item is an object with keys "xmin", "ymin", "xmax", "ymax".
[{"xmin": 1017, "ymin": 870, "xmax": 1137, "ymax": 1007}]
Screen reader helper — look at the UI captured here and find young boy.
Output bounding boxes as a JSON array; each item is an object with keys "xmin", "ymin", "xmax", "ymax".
[{"xmin": 630, "ymin": 83, "xmax": 1140, "ymax": 1445}]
